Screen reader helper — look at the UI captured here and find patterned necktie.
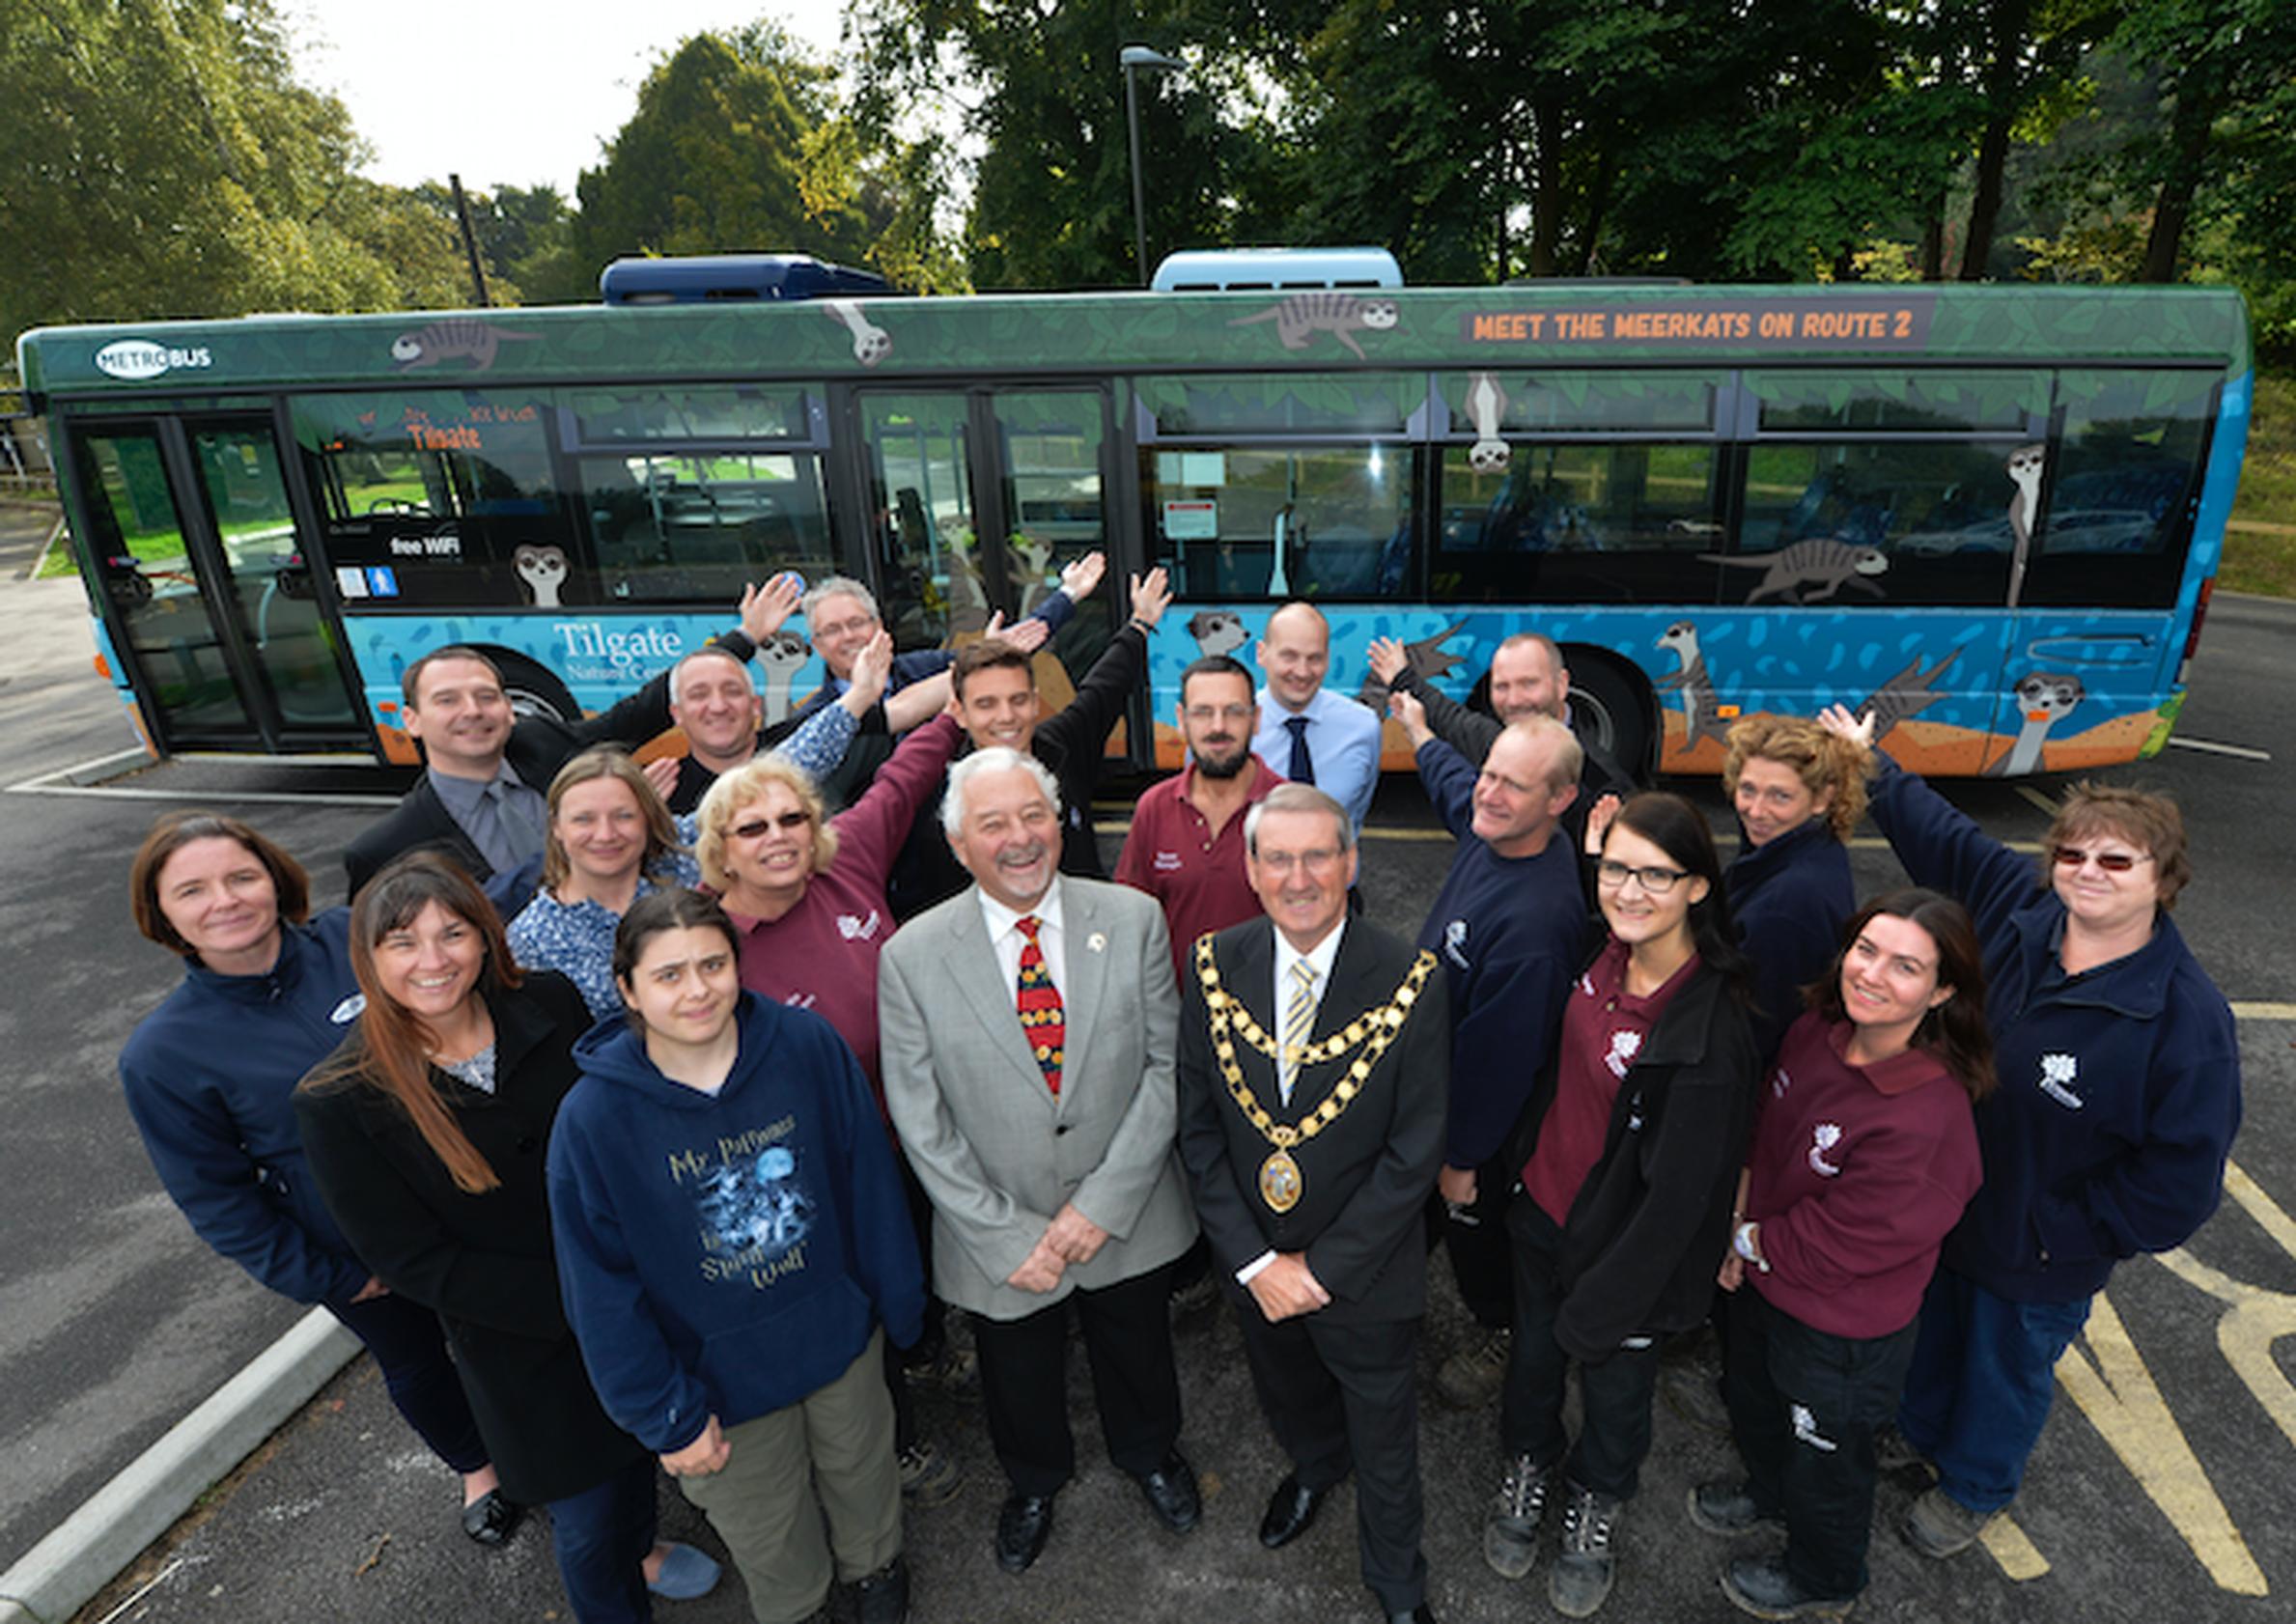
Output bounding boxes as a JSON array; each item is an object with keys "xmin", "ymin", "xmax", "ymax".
[
  {"xmin": 1281, "ymin": 960, "xmax": 1317, "ymax": 1104},
  {"xmin": 1283, "ymin": 715, "xmax": 1316, "ymax": 785},
  {"xmin": 1015, "ymin": 915, "xmax": 1064, "ymax": 1096}
]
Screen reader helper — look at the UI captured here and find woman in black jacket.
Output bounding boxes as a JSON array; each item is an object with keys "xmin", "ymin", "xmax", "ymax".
[
  {"xmin": 1486, "ymin": 793, "xmax": 1759, "ymax": 1620},
  {"xmin": 295, "ymin": 854, "xmax": 714, "ymax": 1622}
]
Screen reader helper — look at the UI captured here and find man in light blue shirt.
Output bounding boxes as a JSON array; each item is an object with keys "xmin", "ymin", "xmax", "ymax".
[{"xmin": 1250, "ymin": 602, "xmax": 1384, "ymax": 833}]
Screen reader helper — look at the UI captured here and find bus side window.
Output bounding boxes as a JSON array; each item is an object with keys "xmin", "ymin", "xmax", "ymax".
[
  {"xmin": 577, "ymin": 452, "xmax": 837, "ymax": 605},
  {"xmin": 2019, "ymin": 370, "xmax": 2216, "ymax": 610}
]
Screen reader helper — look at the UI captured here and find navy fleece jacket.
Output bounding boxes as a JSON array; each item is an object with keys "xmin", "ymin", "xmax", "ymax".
[
  {"xmin": 547, "ymin": 994, "xmax": 925, "ymax": 1453},
  {"xmin": 1726, "ymin": 818, "xmax": 1855, "ymax": 1062},
  {"xmin": 1413, "ymin": 737, "xmax": 1590, "ymax": 1170},
  {"xmin": 1866, "ymin": 758, "xmax": 2240, "ymax": 1302},
  {"xmin": 120, "ymin": 912, "xmax": 372, "ymax": 1305}
]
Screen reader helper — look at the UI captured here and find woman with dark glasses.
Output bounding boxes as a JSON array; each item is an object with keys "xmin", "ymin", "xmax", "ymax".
[{"xmin": 1817, "ymin": 706, "xmax": 2240, "ymax": 1567}]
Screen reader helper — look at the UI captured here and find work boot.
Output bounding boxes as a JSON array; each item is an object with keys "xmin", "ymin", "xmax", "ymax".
[
  {"xmin": 1549, "ymin": 1482, "xmax": 1622, "ymax": 1617},
  {"xmin": 1902, "ymin": 1486, "xmax": 1992, "ymax": 1558},
  {"xmin": 1482, "ymin": 1450, "xmax": 1551, "ymax": 1580},
  {"xmin": 1436, "ymin": 1327, "xmax": 1511, "ymax": 1409}
]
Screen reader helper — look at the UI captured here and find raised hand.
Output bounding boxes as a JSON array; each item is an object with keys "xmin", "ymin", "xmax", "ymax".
[
  {"xmin": 1365, "ymin": 635, "xmax": 1409, "ymax": 687},
  {"xmin": 1582, "ymin": 791, "xmax": 1623, "ymax": 857},
  {"xmin": 1817, "ymin": 703, "xmax": 1877, "ymax": 750},
  {"xmin": 1129, "ymin": 565, "xmax": 1173, "ymax": 630},
  {"xmin": 1060, "ymin": 550, "xmax": 1108, "ymax": 601},
  {"xmin": 1388, "ymin": 687, "xmax": 1432, "ymax": 748},
  {"xmin": 738, "ymin": 572, "xmax": 804, "ymax": 644},
  {"xmin": 641, "ymin": 755, "xmax": 683, "ymax": 803},
  {"xmin": 985, "ymin": 609, "xmax": 1051, "ymax": 655},
  {"xmin": 848, "ymin": 629, "xmax": 895, "ymax": 711}
]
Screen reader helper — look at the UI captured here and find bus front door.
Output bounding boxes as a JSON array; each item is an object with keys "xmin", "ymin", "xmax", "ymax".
[{"xmin": 69, "ymin": 417, "xmax": 363, "ymax": 753}]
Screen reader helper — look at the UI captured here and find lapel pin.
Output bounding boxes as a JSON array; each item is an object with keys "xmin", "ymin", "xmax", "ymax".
[{"xmin": 1087, "ymin": 932, "xmax": 1107, "ymax": 953}]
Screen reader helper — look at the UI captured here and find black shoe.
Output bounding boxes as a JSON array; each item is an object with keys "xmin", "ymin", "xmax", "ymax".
[
  {"xmin": 1384, "ymin": 1608, "xmax": 1439, "ymax": 1623},
  {"xmin": 1134, "ymin": 1451, "xmax": 1202, "ymax": 1534},
  {"xmin": 852, "ymin": 1554, "xmax": 911, "ymax": 1624},
  {"xmin": 460, "ymin": 1489, "xmax": 521, "ymax": 1547},
  {"xmin": 994, "ymin": 1492, "xmax": 1056, "ymax": 1574},
  {"xmin": 1259, "ymin": 1473, "xmax": 1328, "ymax": 1549},
  {"xmin": 1688, "ymin": 1478, "xmax": 1778, "ymax": 1536},
  {"xmin": 1722, "ymin": 1553, "xmax": 1859, "ymax": 1619}
]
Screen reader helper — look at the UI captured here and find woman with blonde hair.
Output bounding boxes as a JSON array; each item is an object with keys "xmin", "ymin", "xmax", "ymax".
[
  {"xmin": 509, "ymin": 747, "xmax": 698, "ymax": 1017},
  {"xmin": 296, "ymin": 854, "xmax": 716, "ymax": 1619}
]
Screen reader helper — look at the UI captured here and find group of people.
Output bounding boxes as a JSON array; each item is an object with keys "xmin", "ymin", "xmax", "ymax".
[{"xmin": 118, "ymin": 568, "xmax": 2242, "ymax": 1624}]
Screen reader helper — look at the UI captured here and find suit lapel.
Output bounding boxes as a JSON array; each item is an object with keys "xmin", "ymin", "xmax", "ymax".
[
  {"xmin": 944, "ymin": 893, "xmax": 1058, "ymax": 1105},
  {"xmin": 1053, "ymin": 882, "xmax": 1107, "ymax": 1108}
]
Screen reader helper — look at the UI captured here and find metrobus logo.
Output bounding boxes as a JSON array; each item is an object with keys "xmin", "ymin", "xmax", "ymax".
[{"xmin": 93, "ymin": 340, "xmax": 213, "ymax": 381}]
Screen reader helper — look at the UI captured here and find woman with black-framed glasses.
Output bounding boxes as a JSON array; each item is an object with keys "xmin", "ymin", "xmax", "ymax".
[
  {"xmin": 1815, "ymin": 706, "xmax": 2240, "ymax": 1568},
  {"xmin": 1484, "ymin": 792, "xmax": 1760, "ymax": 1619}
]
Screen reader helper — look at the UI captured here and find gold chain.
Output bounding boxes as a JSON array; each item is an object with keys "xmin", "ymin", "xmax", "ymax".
[{"xmin": 1195, "ymin": 936, "xmax": 1437, "ymax": 1152}]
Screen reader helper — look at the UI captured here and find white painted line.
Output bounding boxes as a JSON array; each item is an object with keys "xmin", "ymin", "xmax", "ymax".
[
  {"xmin": 2231, "ymin": 1002, "xmax": 2296, "ymax": 1022},
  {"xmin": 2, "ymin": 745, "xmax": 154, "ymax": 794},
  {"xmin": 5, "ymin": 781, "xmax": 396, "ymax": 808},
  {"xmin": 2167, "ymin": 737, "xmax": 2272, "ymax": 763},
  {"xmin": 0, "ymin": 1309, "xmax": 358, "ymax": 1624}
]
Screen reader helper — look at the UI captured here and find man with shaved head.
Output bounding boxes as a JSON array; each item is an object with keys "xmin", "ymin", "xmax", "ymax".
[{"xmin": 1250, "ymin": 601, "xmax": 1385, "ymax": 835}]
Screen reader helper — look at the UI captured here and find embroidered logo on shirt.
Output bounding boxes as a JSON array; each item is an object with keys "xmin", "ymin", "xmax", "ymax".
[
  {"xmin": 1807, "ymin": 1122, "xmax": 1844, "ymax": 1177},
  {"xmin": 2036, "ymin": 1052, "xmax": 2084, "ymax": 1109},
  {"xmin": 1603, "ymin": 1027, "xmax": 1643, "ymax": 1079},
  {"xmin": 783, "ymin": 991, "xmax": 819, "ymax": 1011},
  {"xmin": 1770, "ymin": 1065, "xmax": 1792, "ymax": 1100},
  {"xmin": 1153, "ymin": 851, "xmax": 1184, "ymax": 872},
  {"xmin": 1577, "ymin": 969, "xmax": 1599, "ymax": 997},
  {"xmin": 836, "ymin": 910, "xmax": 882, "ymax": 941},
  {"xmin": 328, "ymin": 994, "xmax": 367, "ymax": 1023},
  {"xmin": 1443, "ymin": 918, "xmax": 1470, "ymax": 969},
  {"xmin": 1790, "ymin": 1402, "xmax": 1839, "ymax": 1452}
]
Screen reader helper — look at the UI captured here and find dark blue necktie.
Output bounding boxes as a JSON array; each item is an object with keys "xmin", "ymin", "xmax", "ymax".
[{"xmin": 1284, "ymin": 715, "xmax": 1315, "ymax": 785}]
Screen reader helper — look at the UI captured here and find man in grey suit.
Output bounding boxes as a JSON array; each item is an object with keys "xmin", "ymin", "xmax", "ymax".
[{"xmin": 879, "ymin": 747, "xmax": 1201, "ymax": 1577}]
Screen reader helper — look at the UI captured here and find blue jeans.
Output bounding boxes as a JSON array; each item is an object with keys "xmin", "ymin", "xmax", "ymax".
[
  {"xmin": 546, "ymin": 1456, "xmax": 658, "ymax": 1624},
  {"xmin": 1895, "ymin": 1267, "xmax": 2091, "ymax": 1515},
  {"xmin": 325, "ymin": 1291, "xmax": 488, "ymax": 1474}
]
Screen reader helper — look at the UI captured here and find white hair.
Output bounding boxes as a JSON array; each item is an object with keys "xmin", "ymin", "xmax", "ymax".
[
  {"xmin": 941, "ymin": 746, "xmax": 1062, "ymax": 838},
  {"xmin": 800, "ymin": 574, "xmax": 878, "ymax": 625},
  {"xmin": 1243, "ymin": 783, "xmax": 1353, "ymax": 855}
]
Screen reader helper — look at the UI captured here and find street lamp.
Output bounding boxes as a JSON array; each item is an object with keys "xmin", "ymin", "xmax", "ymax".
[{"xmin": 1121, "ymin": 44, "xmax": 1184, "ymax": 287}]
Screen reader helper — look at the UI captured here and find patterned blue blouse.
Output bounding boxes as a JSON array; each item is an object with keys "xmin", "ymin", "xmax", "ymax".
[{"xmin": 507, "ymin": 829, "xmax": 703, "ymax": 1019}]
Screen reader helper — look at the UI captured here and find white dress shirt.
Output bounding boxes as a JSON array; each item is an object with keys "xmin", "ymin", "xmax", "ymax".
[
  {"xmin": 978, "ymin": 877, "xmax": 1067, "ymax": 999},
  {"xmin": 1237, "ymin": 918, "xmax": 1347, "ymax": 1285},
  {"xmin": 1251, "ymin": 684, "xmax": 1384, "ymax": 834}
]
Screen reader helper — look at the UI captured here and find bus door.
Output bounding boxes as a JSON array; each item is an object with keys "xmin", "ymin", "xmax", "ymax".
[
  {"xmin": 68, "ymin": 415, "xmax": 364, "ymax": 752},
  {"xmin": 852, "ymin": 386, "xmax": 1119, "ymax": 716}
]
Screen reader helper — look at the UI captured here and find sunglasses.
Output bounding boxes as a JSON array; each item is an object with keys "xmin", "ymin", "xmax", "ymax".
[
  {"xmin": 732, "ymin": 810, "xmax": 814, "ymax": 839},
  {"xmin": 2051, "ymin": 845, "xmax": 2151, "ymax": 874}
]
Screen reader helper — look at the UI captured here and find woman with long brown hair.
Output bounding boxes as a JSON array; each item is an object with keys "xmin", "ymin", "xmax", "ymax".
[
  {"xmin": 120, "ymin": 812, "xmax": 504, "ymax": 1543},
  {"xmin": 294, "ymin": 854, "xmax": 715, "ymax": 1620},
  {"xmin": 1694, "ymin": 888, "xmax": 1993, "ymax": 1618}
]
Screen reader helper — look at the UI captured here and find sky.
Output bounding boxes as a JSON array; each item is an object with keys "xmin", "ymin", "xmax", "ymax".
[{"xmin": 280, "ymin": 2, "xmax": 854, "ymax": 197}]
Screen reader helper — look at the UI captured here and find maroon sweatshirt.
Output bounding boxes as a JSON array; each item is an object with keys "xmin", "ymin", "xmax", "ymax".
[{"xmin": 1746, "ymin": 1013, "xmax": 1981, "ymax": 1339}]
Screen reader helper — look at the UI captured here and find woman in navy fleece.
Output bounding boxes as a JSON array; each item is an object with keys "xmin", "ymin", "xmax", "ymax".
[
  {"xmin": 1696, "ymin": 889, "xmax": 1992, "ymax": 1617},
  {"xmin": 1721, "ymin": 715, "xmax": 1867, "ymax": 1062},
  {"xmin": 549, "ymin": 888, "xmax": 924, "ymax": 1624},
  {"xmin": 1819, "ymin": 704, "xmax": 2240, "ymax": 1562},
  {"xmin": 120, "ymin": 813, "xmax": 502, "ymax": 1543}
]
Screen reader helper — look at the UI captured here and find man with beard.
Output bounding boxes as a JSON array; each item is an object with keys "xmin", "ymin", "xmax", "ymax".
[{"xmin": 1116, "ymin": 655, "xmax": 1285, "ymax": 978}]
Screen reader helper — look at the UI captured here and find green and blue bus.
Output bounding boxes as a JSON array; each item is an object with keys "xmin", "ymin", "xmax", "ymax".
[{"xmin": 17, "ymin": 257, "xmax": 2251, "ymax": 780}]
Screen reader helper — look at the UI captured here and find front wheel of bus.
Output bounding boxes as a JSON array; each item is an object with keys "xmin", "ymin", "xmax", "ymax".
[
  {"xmin": 487, "ymin": 650, "xmax": 579, "ymax": 725},
  {"xmin": 1566, "ymin": 656, "xmax": 1651, "ymax": 784}
]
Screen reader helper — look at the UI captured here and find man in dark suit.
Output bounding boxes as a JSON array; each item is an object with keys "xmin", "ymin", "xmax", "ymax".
[
  {"xmin": 1176, "ymin": 783, "xmax": 1451, "ymax": 1624},
  {"xmin": 343, "ymin": 584, "xmax": 787, "ymax": 901}
]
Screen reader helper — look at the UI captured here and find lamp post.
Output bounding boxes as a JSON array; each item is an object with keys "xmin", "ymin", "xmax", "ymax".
[{"xmin": 1121, "ymin": 45, "xmax": 1184, "ymax": 287}]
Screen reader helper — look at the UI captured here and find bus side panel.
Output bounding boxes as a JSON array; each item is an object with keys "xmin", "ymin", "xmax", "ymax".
[{"xmin": 1144, "ymin": 603, "xmax": 2017, "ymax": 777}]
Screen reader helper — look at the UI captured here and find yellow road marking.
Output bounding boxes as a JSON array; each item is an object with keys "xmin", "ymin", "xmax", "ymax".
[
  {"xmin": 2056, "ymin": 1289, "xmax": 2268, "ymax": 1595},
  {"xmin": 1980, "ymin": 1514, "xmax": 2052, "ymax": 1581},
  {"xmin": 2016, "ymin": 785, "xmax": 2062, "ymax": 818},
  {"xmin": 2231, "ymin": 1002, "xmax": 2296, "ymax": 1022}
]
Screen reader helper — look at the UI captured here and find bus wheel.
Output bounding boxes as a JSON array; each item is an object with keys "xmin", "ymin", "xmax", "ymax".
[
  {"xmin": 1566, "ymin": 655, "xmax": 1652, "ymax": 783},
  {"xmin": 485, "ymin": 650, "xmax": 579, "ymax": 725}
]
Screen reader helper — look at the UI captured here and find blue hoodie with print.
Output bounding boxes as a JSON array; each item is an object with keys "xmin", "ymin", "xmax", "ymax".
[{"xmin": 547, "ymin": 993, "xmax": 924, "ymax": 1454}]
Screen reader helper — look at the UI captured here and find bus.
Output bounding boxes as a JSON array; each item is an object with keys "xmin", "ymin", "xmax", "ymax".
[{"xmin": 17, "ymin": 266, "xmax": 2252, "ymax": 781}]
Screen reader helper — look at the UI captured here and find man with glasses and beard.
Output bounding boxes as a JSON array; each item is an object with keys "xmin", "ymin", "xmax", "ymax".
[{"xmin": 1116, "ymin": 656, "xmax": 1285, "ymax": 978}]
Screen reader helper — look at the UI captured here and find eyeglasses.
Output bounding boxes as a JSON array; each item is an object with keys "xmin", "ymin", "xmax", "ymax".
[
  {"xmin": 1255, "ymin": 847, "xmax": 1345, "ymax": 877},
  {"xmin": 1184, "ymin": 704, "xmax": 1254, "ymax": 724},
  {"xmin": 1596, "ymin": 859, "xmax": 1691, "ymax": 894},
  {"xmin": 2052, "ymin": 845, "xmax": 2151, "ymax": 874},
  {"xmin": 731, "ymin": 810, "xmax": 813, "ymax": 839}
]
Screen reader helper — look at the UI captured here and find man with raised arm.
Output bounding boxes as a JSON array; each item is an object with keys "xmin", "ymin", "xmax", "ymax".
[
  {"xmin": 1392, "ymin": 693, "xmax": 1593, "ymax": 1411},
  {"xmin": 1177, "ymin": 783, "xmax": 1451, "ymax": 1624},
  {"xmin": 344, "ymin": 581, "xmax": 793, "ymax": 902},
  {"xmin": 880, "ymin": 750, "xmax": 1201, "ymax": 1577},
  {"xmin": 1250, "ymin": 602, "xmax": 1385, "ymax": 835}
]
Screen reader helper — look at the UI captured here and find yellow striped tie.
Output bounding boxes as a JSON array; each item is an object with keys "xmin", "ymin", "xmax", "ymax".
[{"xmin": 1283, "ymin": 961, "xmax": 1317, "ymax": 1102}]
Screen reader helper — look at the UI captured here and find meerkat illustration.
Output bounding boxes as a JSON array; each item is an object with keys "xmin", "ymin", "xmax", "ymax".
[
  {"xmin": 1353, "ymin": 620, "xmax": 1466, "ymax": 711},
  {"xmin": 390, "ymin": 320, "xmax": 539, "ymax": 373},
  {"xmin": 1187, "ymin": 609, "xmax": 1249, "ymax": 658},
  {"xmin": 514, "ymin": 544, "xmax": 569, "ymax": 607},
  {"xmin": 1654, "ymin": 620, "xmax": 1732, "ymax": 750},
  {"xmin": 1228, "ymin": 293, "xmax": 1400, "ymax": 360},
  {"xmin": 1700, "ymin": 540, "xmax": 1889, "ymax": 604},
  {"xmin": 1854, "ymin": 648, "xmax": 1962, "ymax": 743},
  {"xmin": 2004, "ymin": 442, "xmax": 2048, "ymax": 602},
  {"xmin": 1465, "ymin": 373, "xmax": 1511, "ymax": 473},
  {"xmin": 820, "ymin": 299, "xmax": 893, "ymax": 367},
  {"xmin": 1007, "ymin": 533, "xmax": 1056, "ymax": 616},
  {"xmin": 1986, "ymin": 671, "xmax": 2085, "ymax": 777},
  {"xmin": 753, "ymin": 630, "xmax": 811, "ymax": 725}
]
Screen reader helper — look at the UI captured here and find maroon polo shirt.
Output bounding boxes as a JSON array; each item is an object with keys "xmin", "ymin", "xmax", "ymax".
[{"xmin": 1114, "ymin": 757, "xmax": 1284, "ymax": 976}]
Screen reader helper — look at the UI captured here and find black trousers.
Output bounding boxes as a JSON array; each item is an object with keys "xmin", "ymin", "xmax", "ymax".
[
  {"xmin": 1724, "ymin": 1288, "xmax": 1918, "ymax": 1600},
  {"xmin": 970, "ymin": 1263, "xmax": 1181, "ymax": 1498},
  {"xmin": 1424, "ymin": 1146, "xmax": 1517, "ymax": 1330},
  {"xmin": 1499, "ymin": 1193, "xmax": 1661, "ymax": 1500},
  {"xmin": 326, "ymin": 1290, "xmax": 489, "ymax": 1475},
  {"xmin": 1232, "ymin": 1290, "xmax": 1427, "ymax": 1614}
]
